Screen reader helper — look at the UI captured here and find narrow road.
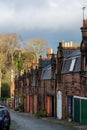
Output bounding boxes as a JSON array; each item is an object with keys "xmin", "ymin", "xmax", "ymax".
[{"xmin": 10, "ymin": 110, "xmax": 79, "ymax": 130}]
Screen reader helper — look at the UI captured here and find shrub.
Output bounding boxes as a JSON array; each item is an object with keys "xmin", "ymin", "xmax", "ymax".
[
  {"xmin": 14, "ymin": 107, "xmax": 19, "ymax": 111},
  {"xmin": 35, "ymin": 109, "xmax": 47, "ymax": 118},
  {"xmin": 18, "ymin": 103, "xmax": 24, "ymax": 112},
  {"xmin": 15, "ymin": 103, "xmax": 24, "ymax": 112}
]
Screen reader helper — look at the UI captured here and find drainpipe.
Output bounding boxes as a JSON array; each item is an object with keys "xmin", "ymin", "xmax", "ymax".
[
  {"xmin": 55, "ymin": 74, "xmax": 57, "ymax": 118},
  {"xmin": 44, "ymin": 80, "xmax": 45, "ymax": 109}
]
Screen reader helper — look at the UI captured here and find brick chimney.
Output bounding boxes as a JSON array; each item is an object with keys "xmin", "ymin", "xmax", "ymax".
[
  {"xmin": 57, "ymin": 42, "xmax": 64, "ymax": 82},
  {"xmin": 46, "ymin": 48, "xmax": 53, "ymax": 59},
  {"xmin": 81, "ymin": 19, "xmax": 87, "ymax": 40},
  {"xmin": 80, "ymin": 19, "xmax": 87, "ymax": 72},
  {"xmin": 38, "ymin": 55, "xmax": 43, "ymax": 68},
  {"xmin": 51, "ymin": 53, "xmax": 56, "ymax": 79}
]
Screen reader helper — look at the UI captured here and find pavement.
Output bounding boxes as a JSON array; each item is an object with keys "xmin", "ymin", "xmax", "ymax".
[{"xmin": 41, "ymin": 117, "xmax": 87, "ymax": 130}]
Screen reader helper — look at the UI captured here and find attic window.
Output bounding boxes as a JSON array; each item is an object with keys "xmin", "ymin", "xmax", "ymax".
[{"xmin": 69, "ymin": 59, "xmax": 76, "ymax": 71}]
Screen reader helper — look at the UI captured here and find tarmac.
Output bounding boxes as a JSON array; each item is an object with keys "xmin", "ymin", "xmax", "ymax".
[{"xmin": 11, "ymin": 109, "xmax": 87, "ymax": 130}]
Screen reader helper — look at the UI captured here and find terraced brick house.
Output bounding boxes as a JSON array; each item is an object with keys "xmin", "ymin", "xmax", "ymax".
[
  {"xmin": 61, "ymin": 19, "xmax": 87, "ymax": 124},
  {"xmin": 14, "ymin": 19, "xmax": 87, "ymax": 124}
]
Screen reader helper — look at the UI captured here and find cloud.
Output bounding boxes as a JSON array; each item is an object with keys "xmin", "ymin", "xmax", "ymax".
[{"xmin": 0, "ymin": 0, "xmax": 85, "ymax": 32}]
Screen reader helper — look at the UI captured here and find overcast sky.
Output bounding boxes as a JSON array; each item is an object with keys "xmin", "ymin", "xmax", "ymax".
[{"xmin": 0, "ymin": 0, "xmax": 87, "ymax": 52}]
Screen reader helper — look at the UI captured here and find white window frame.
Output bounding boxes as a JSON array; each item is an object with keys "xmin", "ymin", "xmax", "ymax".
[{"xmin": 69, "ymin": 58, "xmax": 76, "ymax": 71}]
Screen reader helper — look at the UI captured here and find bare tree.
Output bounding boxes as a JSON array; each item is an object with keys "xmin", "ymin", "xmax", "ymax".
[{"xmin": 26, "ymin": 38, "xmax": 49, "ymax": 59}]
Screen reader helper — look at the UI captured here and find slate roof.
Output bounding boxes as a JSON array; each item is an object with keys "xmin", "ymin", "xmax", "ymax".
[
  {"xmin": 41, "ymin": 65, "xmax": 51, "ymax": 80},
  {"xmin": 62, "ymin": 50, "xmax": 81, "ymax": 74},
  {"xmin": 66, "ymin": 50, "xmax": 81, "ymax": 58},
  {"xmin": 41, "ymin": 49, "xmax": 81, "ymax": 78},
  {"xmin": 42, "ymin": 60, "xmax": 51, "ymax": 68},
  {"xmin": 63, "ymin": 48, "xmax": 80, "ymax": 58},
  {"xmin": 41, "ymin": 56, "xmax": 58, "ymax": 80}
]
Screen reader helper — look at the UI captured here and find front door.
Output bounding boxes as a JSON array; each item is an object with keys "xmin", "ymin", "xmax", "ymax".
[
  {"xmin": 57, "ymin": 91, "xmax": 62, "ymax": 119},
  {"xmin": 29, "ymin": 95, "xmax": 33, "ymax": 114}
]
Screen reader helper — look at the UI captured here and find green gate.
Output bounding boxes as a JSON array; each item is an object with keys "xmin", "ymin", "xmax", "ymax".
[
  {"xmin": 74, "ymin": 98, "xmax": 80, "ymax": 123},
  {"xmin": 81, "ymin": 99, "xmax": 87, "ymax": 124},
  {"xmin": 74, "ymin": 96, "xmax": 87, "ymax": 124}
]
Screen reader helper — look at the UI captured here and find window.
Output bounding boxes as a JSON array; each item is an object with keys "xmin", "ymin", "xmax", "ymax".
[{"xmin": 69, "ymin": 59, "xmax": 76, "ymax": 71}]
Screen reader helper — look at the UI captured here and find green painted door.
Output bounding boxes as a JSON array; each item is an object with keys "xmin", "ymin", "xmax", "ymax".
[
  {"xmin": 74, "ymin": 98, "xmax": 80, "ymax": 123},
  {"xmin": 81, "ymin": 99, "xmax": 87, "ymax": 124}
]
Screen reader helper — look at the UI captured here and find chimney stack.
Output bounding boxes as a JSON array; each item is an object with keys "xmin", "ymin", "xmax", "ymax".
[{"xmin": 81, "ymin": 19, "xmax": 87, "ymax": 40}]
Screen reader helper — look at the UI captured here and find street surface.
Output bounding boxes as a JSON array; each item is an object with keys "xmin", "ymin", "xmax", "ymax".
[{"xmin": 10, "ymin": 110, "xmax": 79, "ymax": 130}]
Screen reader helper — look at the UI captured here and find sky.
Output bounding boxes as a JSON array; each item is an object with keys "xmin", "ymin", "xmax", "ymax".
[{"xmin": 0, "ymin": 0, "xmax": 87, "ymax": 53}]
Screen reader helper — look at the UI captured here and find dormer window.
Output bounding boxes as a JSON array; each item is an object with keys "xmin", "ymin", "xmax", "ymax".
[{"xmin": 69, "ymin": 59, "xmax": 76, "ymax": 72}]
